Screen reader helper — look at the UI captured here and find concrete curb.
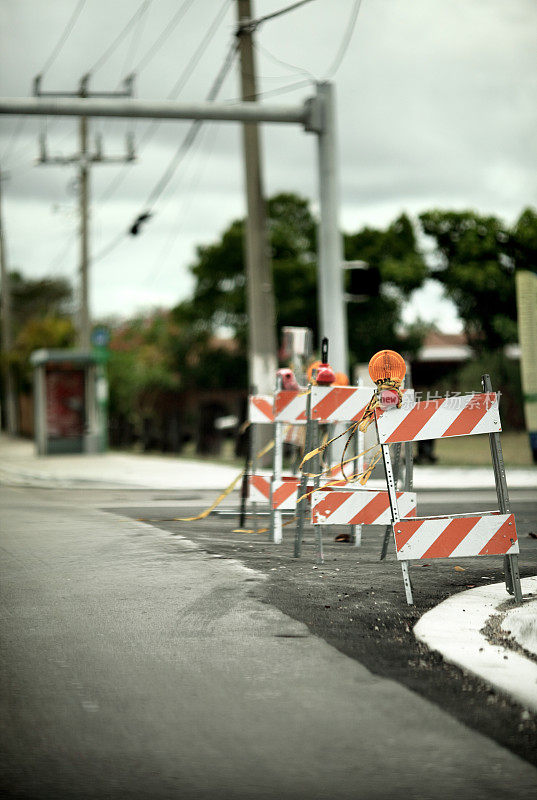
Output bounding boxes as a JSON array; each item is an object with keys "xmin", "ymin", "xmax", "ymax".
[{"xmin": 414, "ymin": 576, "xmax": 537, "ymax": 713}]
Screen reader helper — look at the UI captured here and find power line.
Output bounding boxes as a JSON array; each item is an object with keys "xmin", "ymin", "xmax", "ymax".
[
  {"xmin": 120, "ymin": 0, "xmax": 153, "ymax": 79},
  {"xmin": 225, "ymin": 78, "xmax": 312, "ymax": 103},
  {"xmin": 131, "ymin": 0, "xmax": 197, "ymax": 75},
  {"xmin": 166, "ymin": 0, "xmax": 233, "ymax": 100},
  {"xmin": 324, "ymin": 0, "xmax": 363, "ymax": 78},
  {"xmin": 250, "ymin": 0, "xmax": 316, "ymax": 27},
  {"xmin": 1, "ymin": 117, "xmax": 27, "ymax": 163},
  {"xmin": 145, "ymin": 41, "xmax": 238, "ymax": 210},
  {"xmin": 93, "ymin": 37, "xmax": 238, "ymax": 265},
  {"xmin": 97, "ymin": 0, "xmax": 232, "ymax": 206},
  {"xmin": 39, "ymin": 0, "xmax": 87, "ymax": 78},
  {"xmin": 253, "ymin": 39, "xmax": 316, "ymax": 82},
  {"xmin": 88, "ymin": 0, "xmax": 151, "ymax": 76}
]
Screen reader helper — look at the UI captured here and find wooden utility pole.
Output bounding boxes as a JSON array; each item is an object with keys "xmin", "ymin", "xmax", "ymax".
[
  {"xmin": 0, "ymin": 169, "xmax": 17, "ymax": 434},
  {"xmin": 236, "ymin": 0, "xmax": 278, "ymax": 395},
  {"xmin": 34, "ymin": 74, "xmax": 135, "ymax": 349}
]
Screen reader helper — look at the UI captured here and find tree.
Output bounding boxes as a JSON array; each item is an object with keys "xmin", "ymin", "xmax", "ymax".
[
  {"xmin": 419, "ymin": 210, "xmax": 517, "ymax": 351},
  {"xmin": 344, "ymin": 214, "xmax": 427, "ymax": 362},
  {"xmin": 174, "ymin": 192, "xmax": 318, "ymax": 347},
  {"xmin": 176, "ymin": 196, "xmax": 427, "ymax": 371},
  {"xmin": 1, "ymin": 271, "xmax": 75, "ymax": 394}
]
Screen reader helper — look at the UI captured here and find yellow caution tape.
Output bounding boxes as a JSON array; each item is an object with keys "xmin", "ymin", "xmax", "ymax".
[
  {"xmin": 173, "ymin": 469, "xmax": 246, "ymax": 522},
  {"xmin": 232, "ymin": 516, "xmax": 297, "ymax": 536},
  {"xmin": 170, "ymin": 435, "xmax": 277, "ymax": 523}
]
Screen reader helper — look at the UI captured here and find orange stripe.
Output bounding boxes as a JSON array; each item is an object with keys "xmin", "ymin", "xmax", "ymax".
[
  {"xmin": 421, "ymin": 517, "xmax": 477, "ymax": 559},
  {"xmin": 252, "ymin": 397, "xmax": 273, "ymax": 420},
  {"xmin": 274, "ymin": 390, "xmax": 300, "ymax": 417},
  {"xmin": 312, "ymin": 490, "xmax": 350, "ymax": 523},
  {"xmin": 443, "ymin": 393, "xmax": 494, "ymax": 437},
  {"xmin": 311, "ymin": 387, "xmax": 353, "ymax": 420},
  {"xmin": 250, "ymin": 475, "xmax": 270, "ymax": 499},
  {"xmin": 479, "ymin": 514, "xmax": 517, "ymax": 555},
  {"xmin": 385, "ymin": 399, "xmax": 444, "ymax": 443},
  {"xmin": 349, "ymin": 492, "xmax": 389, "ymax": 525},
  {"xmin": 394, "ymin": 518, "xmax": 425, "ymax": 550},
  {"xmin": 273, "ymin": 480, "xmax": 299, "ymax": 508}
]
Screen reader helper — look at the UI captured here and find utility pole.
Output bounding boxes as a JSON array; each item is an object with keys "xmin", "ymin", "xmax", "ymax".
[
  {"xmin": 34, "ymin": 74, "xmax": 135, "ymax": 349},
  {"xmin": 0, "ymin": 168, "xmax": 18, "ymax": 434},
  {"xmin": 236, "ymin": 0, "xmax": 278, "ymax": 396}
]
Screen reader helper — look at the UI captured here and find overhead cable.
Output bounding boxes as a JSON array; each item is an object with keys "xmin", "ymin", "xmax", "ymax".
[
  {"xmin": 97, "ymin": 0, "xmax": 232, "ymax": 205},
  {"xmin": 39, "ymin": 0, "xmax": 87, "ymax": 78},
  {"xmin": 324, "ymin": 0, "xmax": 363, "ymax": 78},
  {"xmin": 88, "ymin": 0, "xmax": 152, "ymax": 76},
  {"xmin": 120, "ymin": 0, "xmax": 153, "ymax": 80},
  {"xmin": 93, "ymin": 36, "xmax": 237, "ymax": 262},
  {"xmin": 130, "ymin": 0, "xmax": 197, "ymax": 76},
  {"xmin": 248, "ymin": 0, "xmax": 316, "ymax": 28}
]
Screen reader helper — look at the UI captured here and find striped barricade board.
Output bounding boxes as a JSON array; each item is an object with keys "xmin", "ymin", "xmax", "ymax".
[
  {"xmin": 273, "ymin": 390, "xmax": 307, "ymax": 424},
  {"xmin": 248, "ymin": 395, "xmax": 274, "ymax": 424},
  {"xmin": 310, "ymin": 386, "xmax": 374, "ymax": 423},
  {"xmin": 248, "ymin": 474, "xmax": 272, "ymax": 504},
  {"xmin": 375, "ymin": 392, "xmax": 500, "ymax": 444},
  {"xmin": 392, "ymin": 512, "xmax": 518, "ymax": 561},
  {"xmin": 311, "ymin": 489, "xmax": 417, "ymax": 526}
]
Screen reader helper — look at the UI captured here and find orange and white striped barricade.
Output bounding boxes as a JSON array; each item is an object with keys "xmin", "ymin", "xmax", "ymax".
[
  {"xmin": 311, "ymin": 487, "xmax": 417, "ymax": 526},
  {"xmin": 294, "ymin": 385, "xmax": 416, "ymax": 559},
  {"xmin": 270, "ymin": 384, "xmax": 309, "ymax": 542},
  {"xmin": 248, "ymin": 394, "xmax": 274, "ymax": 425},
  {"xmin": 293, "ymin": 385, "xmax": 380, "ymax": 560},
  {"xmin": 375, "ymin": 374, "xmax": 522, "ymax": 605}
]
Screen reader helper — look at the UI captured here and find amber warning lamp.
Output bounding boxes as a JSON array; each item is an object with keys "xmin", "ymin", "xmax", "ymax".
[{"xmin": 368, "ymin": 349, "xmax": 406, "ymax": 409}]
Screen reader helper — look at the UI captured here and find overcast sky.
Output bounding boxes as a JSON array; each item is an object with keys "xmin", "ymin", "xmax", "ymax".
[{"xmin": 1, "ymin": 0, "xmax": 536, "ymax": 333}]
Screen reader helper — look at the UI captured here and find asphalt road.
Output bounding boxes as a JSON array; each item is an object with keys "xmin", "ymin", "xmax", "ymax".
[{"xmin": 1, "ymin": 485, "xmax": 537, "ymax": 800}]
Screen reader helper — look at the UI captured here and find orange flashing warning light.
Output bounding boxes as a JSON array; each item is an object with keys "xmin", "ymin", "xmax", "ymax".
[{"xmin": 368, "ymin": 350, "xmax": 406, "ymax": 385}]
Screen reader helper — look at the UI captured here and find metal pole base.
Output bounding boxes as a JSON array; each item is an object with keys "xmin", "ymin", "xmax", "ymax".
[
  {"xmin": 504, "ymin": 554, "xmax": 523, "ymax": 602},
  {"xmin": 401, "ymin": 561, "xmax": 414, "ymax": 605}
]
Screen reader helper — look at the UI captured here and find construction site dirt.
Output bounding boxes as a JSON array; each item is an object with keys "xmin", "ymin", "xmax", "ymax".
[{"xmin": 110, "ymin": 489, "xmax": 537, "ymax": 768}]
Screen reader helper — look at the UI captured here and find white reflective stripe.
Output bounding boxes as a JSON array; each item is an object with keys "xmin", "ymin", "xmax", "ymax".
[
  {"xmin": 274, "ymin": 394, "xmax": 307, "ymax": 423},
  {"xmin": 248, "ymin": 395, "xmax": 273, "ymax": 423},
  {"xmin": 248, "ymin": 475, "xmax": 271, "ymax": 503},
  {"xmin": 310, "ymin": 386, "xmax": 373, "ymax": 422},
  {"xmin": 397, "ymin": 492, "xmax": 417, "ymax": 519},
  {"xmin": 470, "ymin": 400, "xmax": 501, "ymax": 435},
  {"xmin": 311, "ymin": 490, "xmax": 416, "ymax": 525},
  {"xmin": 396, "ymin": 518, "xmax": 452, "ymax": 560},
  {"xmin": 449, "ymin": 514, "xmax": 515, "ymax": 558},
  {"xmin": 416, "ymin": 395, "xmax": 473, "ymax": 440},
  {"xmin": 376, "ymin": 405, "xmax": 410, "ymax": 443}
]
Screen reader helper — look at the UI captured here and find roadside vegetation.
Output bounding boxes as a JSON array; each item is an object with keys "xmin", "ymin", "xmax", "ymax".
[{"xmin": 1, "ymin": 198, "xmax": 535, "ymax": 465}]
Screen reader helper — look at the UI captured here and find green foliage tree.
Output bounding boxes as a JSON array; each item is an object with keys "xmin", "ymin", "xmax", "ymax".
[
  {"xmin": 508, "ymin": 207, "xmax": 537, "ymax": 274},
  {"xmin": 176, "ymin": 196, "xmax": 427, "ymax": 371},
  {"xmin": 419, "ymin": 210, "xmax": 517, "ymax": 351},
  {"xmin": 0, "ymin": 271, "xmax": 76, "ymax": 393},
  {"xmin": 174, "ymin": 192, "xmax": 318, "ymax": 348}
]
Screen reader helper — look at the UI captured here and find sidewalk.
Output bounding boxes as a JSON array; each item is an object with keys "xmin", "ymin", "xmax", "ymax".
[
  {"xmin": 415, "ymin": 577, "xmax": 537, "ymax": 713},
  {"xmin": 1, "ymin": 433, "xmax": 536, "ymax": 491}
]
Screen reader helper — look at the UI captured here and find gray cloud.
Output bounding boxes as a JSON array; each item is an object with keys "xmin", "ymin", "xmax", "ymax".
[{"xmin": 1, "ymin": 0, "xmax": 536, "ymax": 324}]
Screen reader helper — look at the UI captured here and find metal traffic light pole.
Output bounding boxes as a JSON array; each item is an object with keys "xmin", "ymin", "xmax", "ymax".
[{"xmin": 0, "ymin": 83, "xmax": 349, "ymax": 378}]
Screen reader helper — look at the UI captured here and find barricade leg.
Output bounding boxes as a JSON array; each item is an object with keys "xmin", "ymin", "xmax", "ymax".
[
  {"xmin": 380, "ymin": 442, "xmax": 402, "ymax": 560},
  {"xmin": 270, "ymin": 420, "xmax": 284, "ymax": 543},
  {"xmin": 313, "ymin": 424, "xmax": 324, "ymax": 564},
  {"xmin": 381, "ymin": 442, "xmax": 413, "ymax": 604},
  {"xmin": 351, "ymin": 426, "xmax": 365, "ymax": 546},
  {"xmin": 482, "ymin": 374, "xmax": 523, "ymax": 602},
  {"xmin": 294, "ymin": 387, "xmax": 314, "ymax": 558}
]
